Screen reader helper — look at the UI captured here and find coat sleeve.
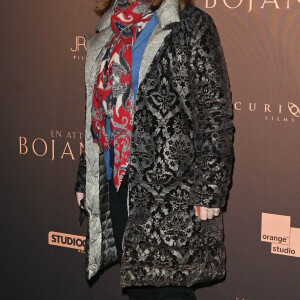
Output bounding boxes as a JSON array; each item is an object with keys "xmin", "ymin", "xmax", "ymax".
[
  {"xmin": 74, "ymin": 69, "xmax": 89, "ymax": 196},
  {"xmin": 188, "ymin": 12, "xmax": 235, "ymax": 208},
  {"xmin": 74, "ymin": 85, "xmax": 87, "ymax": 195},
  {"xmin": 74, "ymin": 148, "xmax": 86, "ymax": 195}
]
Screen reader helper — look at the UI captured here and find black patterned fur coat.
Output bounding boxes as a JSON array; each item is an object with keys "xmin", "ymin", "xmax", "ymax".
[{"xmin": 75, "ymin": 0, "xmax": 235, "ymax": 288}]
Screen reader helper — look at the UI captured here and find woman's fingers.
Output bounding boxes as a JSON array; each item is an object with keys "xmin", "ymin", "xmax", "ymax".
[
  {"xmin": 200, "ymin": 206, "xmax": 208, "ymax": 220},
  {"xmin": 76, "ymin": 192, "xmax": 85, "ymax": 208},
  {"xmin": 213, "ymin": 207, "xmax": 221, "ymax": 216},
  {"xmin": 207, "ymin": 209, "xmax": 214, "ymax": 219},
  {"xmin": 194, "ymin": 206, "xmax": 221, "ymax": 220}
]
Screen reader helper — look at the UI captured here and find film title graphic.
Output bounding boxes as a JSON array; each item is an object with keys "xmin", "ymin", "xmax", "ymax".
[
  {"xmin": 261, "ymin": 212, "xmax": 300, "ymax": 257},
  {"xmin": 200, "ymin": 0, "xmax": 300, "ymax": 12},
  {"xmin": 19, "ymin": 130, "xmax": 84, "ymax": 160},
  {"xmin": 48, "ymin": 231, "xmax": 86, "ymax": 253}
]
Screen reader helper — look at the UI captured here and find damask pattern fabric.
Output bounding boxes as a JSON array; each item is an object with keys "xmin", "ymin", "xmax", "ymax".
[
  {"xmin": 75, "ymin": 3, "xmax": 235, "ymax": 288},
  {"xmin": 188, "ymin": 12, "xmax": 235, "ymax": 208},
  {"xmin": 119, "ymin": 6, "xmax": 235, "ymax": 287}
]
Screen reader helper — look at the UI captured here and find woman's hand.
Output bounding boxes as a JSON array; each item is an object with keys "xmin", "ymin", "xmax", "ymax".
[
  {"xmin": 194, "ymin": 206, "xmax": 221, "ymax": 220},
  {"xmin": 76, "ymin": 192, "xmax": 85, "ymax": 209}
]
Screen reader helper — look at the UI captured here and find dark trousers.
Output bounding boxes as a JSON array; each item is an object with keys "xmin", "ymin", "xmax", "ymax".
[
  {"xmin": 125, "ymin": 286, "xmax": 197, "ymax": 300},
  {"xmin": 109, "ymin": 175, "xmax": 197, "ymax": 300},
  {"xmin": 109, "ymin": 174, "xmax": 129, "ymax": 263}
]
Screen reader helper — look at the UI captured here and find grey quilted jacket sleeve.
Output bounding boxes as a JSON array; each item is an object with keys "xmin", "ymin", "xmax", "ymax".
[
  {"xmin": 188, "ymin": 13, "xmax": 235, "ymax": 208},
  {"xmin": 74, "ymin": 86, "xmax": 87, "ymax": 196},
  {"xmin": 74, "ymin": 149, "xmax": 86, "ymax": 195}
]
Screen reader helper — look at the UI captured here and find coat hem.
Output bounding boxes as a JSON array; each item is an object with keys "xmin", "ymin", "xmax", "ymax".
[{"xmin": 119, "ymin": 242, "xmax": 226, "ymax": 288}]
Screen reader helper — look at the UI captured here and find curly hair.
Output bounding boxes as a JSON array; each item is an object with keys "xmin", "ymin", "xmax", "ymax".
[{"xmin": 94, "ymin": 0, "xmax": 193, "ymax": 16}]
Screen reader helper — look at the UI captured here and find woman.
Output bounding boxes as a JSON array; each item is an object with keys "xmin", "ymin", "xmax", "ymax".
[{"xmin": 75, "ymin": 0, "xmax": 235, "ymax": 299}]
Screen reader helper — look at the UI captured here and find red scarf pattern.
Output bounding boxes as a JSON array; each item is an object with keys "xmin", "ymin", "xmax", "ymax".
[{"xmin": 91, "ymin": 0, "xmax": 154, "ymax": 192}]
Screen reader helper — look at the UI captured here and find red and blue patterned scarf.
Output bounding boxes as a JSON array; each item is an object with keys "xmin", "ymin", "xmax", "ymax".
[{"xmin": 91, "ymin": 0, "xmax": 154, "ymax": 192}]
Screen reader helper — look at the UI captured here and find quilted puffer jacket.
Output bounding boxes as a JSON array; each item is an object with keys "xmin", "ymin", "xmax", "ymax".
[{"xmin": 75, "ymin": 0, "xmax": 235, "ymax": 288}]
